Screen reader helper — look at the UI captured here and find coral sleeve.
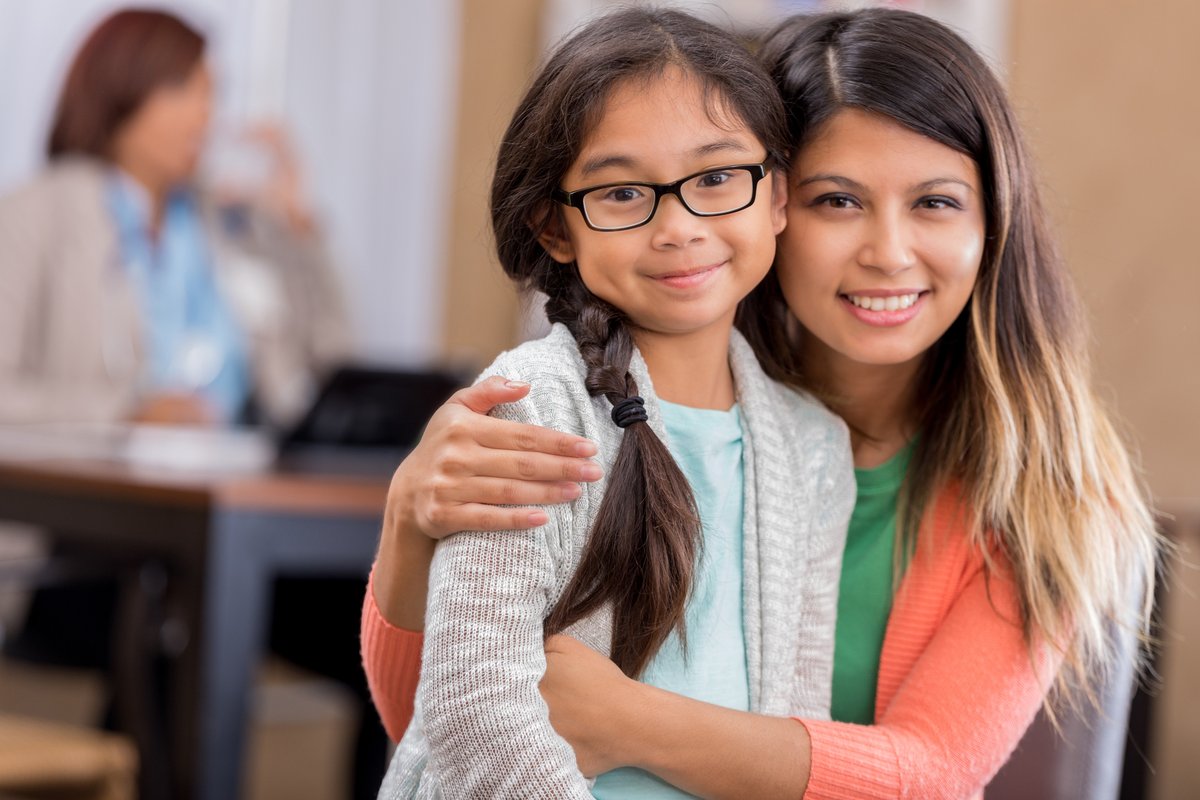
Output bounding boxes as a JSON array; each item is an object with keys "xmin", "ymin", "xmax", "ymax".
[
  {"xmin": 361, "ymin": 568, "xmax": 425, "ymax": 741},
  {"xmin": 797, "ymin": 494, "xmax": 1060, "ymax": 800}
]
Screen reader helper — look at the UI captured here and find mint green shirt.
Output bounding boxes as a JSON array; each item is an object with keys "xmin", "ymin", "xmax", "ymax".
[
  {"xmin": 593, "ymin": 400, "xmax": 747, "ymax": 799},
  {"xmin": 830, "ymin": 443, "xmax": 912, "ymax": 724}
]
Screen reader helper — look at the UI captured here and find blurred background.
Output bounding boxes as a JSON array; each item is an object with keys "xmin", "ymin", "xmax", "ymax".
[{"xmin": 0, "ymin": 0, "xmax": 1195, "ymax": 798}]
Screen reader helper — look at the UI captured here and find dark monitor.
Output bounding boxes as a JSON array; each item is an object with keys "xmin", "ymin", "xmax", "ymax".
[{"xmin": 276, "ymin": 365, "xmax": 465, "ymax": 476}]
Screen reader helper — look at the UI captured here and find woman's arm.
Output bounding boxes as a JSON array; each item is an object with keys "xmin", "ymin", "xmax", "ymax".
[
  {"xmin": 539, "ymin": 557, "xmax": 1058, "ymax": 800},
  {"xmin": 363, "ymin": 376, "xmax": 601, "ymax": 738}
]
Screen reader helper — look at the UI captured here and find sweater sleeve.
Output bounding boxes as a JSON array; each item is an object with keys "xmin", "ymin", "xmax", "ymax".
[
  {"xmin": 797, "ymin": 552, "xmax": 1060, "ymax": 800},
  {"xmin": 360, "ymin": 570, "xmax": 424, "ymax": 741},
  {"xmin": 413, "ymin": 367, "xmax": 593, "ymax": 799}
]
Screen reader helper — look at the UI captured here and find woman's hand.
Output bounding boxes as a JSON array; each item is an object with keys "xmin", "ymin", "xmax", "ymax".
[
  {"xmin": 372, "ymin": 376, "xmax": 602, "ymax": 630},
  {"xmin": 541, "ymin": 634, "xmax": 638, "ymax": 777},
  {"xmin": 390, "ymin": 375, "xmax": 601, "ymax": 539}
]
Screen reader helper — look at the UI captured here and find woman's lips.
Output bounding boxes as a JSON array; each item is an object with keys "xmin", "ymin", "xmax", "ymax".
[{"xmin": 839, "ymin": 290, "xmax": 928, "ymax": 326}]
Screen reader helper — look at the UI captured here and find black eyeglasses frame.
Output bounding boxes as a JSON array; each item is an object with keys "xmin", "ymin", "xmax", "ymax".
[{"xmin": 551, "ymin": 162, "xmax": 769, "ymax": 232}]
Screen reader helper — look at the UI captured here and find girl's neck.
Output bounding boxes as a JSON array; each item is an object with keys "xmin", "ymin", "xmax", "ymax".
[
  {"xmin": 632, "ymin": 315, "xmax": 736, "ymax": 411},
  {"xmin": 805, "ymin": 338, "xmax": 922, "ymax": 469}
]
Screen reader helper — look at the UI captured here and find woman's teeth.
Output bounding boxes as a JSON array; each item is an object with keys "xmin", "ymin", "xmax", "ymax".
[{"xmin": 846, "ymin": 293, "xmax": 920, "ymax": 311}]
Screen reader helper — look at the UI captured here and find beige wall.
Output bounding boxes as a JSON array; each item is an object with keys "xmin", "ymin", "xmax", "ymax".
[
  {"xmin": 1008, "ymin": 0, "xmax": 1200, "ymax": 504},
  {"xmin": 440, "ymin": 0, "xmax": 543, "ymax": 365}
]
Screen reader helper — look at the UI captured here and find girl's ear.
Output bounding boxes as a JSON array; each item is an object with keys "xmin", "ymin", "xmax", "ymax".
[
  {"xmin": 769, "ymin": 169, "xmax": 788, "ymax": 236},
  {"xmin": 536, "ymin": 206, "xmax": 577, "ymax": 264}
]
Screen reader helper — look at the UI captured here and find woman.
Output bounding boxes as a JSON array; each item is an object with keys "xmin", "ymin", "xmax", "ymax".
[
  {"xmin": 0, "ymin": 10, "xmax": 385, "ymax": 800},
  {"xmin": 0, "ymin": 8, "xmax": 347, "ymax": 427},
  {"xmin": 363, "ymin": 9, "xmax": 1160, "ymax": 798}
]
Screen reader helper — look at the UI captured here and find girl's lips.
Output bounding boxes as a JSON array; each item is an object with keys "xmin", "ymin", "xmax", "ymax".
[
  {"xmin": 652, "ymin": 261, "xmax": 726, "ymax": 290},
  {"xmin": 839, "ymin": 290, "xmax": 928, "ymax": 327}
]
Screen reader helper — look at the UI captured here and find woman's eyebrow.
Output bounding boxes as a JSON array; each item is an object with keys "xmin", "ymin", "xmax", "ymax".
[
  {"xmin": 795, "ymin": 174, "xmax": 977, "ymax": 194},
  {"xmin": 795, "ymin": 174, "xmax": 865, "ymax": 191},
  {"xmin": 910, "ymin": 177, "xmax": 976, "ymax": 194}
]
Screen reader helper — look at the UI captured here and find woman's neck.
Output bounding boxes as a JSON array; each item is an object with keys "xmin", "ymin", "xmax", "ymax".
[
  {"xmin": 633, "ymin": 316, "xmax": 736, "ymax": 411},
  {"xmin": 805, "ymin": 339, "xmax": 922, "ymax": 469},
  {"xmin": 112, "ymin": 157, "xmax": 169, "ymax": 233}
]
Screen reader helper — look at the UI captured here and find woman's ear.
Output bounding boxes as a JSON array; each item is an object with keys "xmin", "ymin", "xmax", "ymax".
[
  {"xmin": 769, "ymin": 169, "xmax": 788, "ymax": 236},
  {"xmin": 536, "ymin": 206, "xmax": 576, "ymax": 264}
]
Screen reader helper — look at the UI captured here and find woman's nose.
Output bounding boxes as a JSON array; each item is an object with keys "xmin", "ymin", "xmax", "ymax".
[{"xmin": 858, "ymin": 212, "xmax": 916, "ymax": 275}]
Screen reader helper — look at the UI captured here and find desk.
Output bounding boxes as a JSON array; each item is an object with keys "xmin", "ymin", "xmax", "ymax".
[{"xmin": 0, "ymin": 449, "xmax": 388, "ymax": 800}]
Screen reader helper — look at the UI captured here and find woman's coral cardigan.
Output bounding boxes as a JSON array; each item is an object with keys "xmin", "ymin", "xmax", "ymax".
[{"xmin": 360, "ymin": 485, "xmax": 1057, "ymax": 799}]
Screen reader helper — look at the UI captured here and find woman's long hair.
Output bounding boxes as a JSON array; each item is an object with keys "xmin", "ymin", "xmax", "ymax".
[
  {"xmin": 743, "ymin": 8, "xmax": 1161, "ymax": 705},
  {"xmin": 491, "ymin": 8, "xmax": 790, "ymax": 677},
  {"xmin": 47, "ymin": 9, "xmax": 206, "ymax": 160}
]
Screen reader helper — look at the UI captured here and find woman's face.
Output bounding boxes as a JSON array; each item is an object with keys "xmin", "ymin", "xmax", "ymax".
[
  {"xmin": 111, "ymin": 61, "xmax": 213, "ymax": 188},
  {"xmin": 775, "ymin": 108, "xmax": 985, "ymax": 373}
]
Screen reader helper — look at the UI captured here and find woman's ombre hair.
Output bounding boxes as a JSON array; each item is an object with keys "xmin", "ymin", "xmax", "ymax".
[{"xmin": 740, "ymin": 8, "xmax": 1162, "ymax": 708}]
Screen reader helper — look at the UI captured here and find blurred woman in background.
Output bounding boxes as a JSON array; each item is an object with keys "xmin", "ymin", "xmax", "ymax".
[
  {"xmin": 0, "ymin": 10, "xmax": 385, "ymax": 799},
  {"xmin": 0, "ymin": 8, "xmax": 348, "ymax": 427}
]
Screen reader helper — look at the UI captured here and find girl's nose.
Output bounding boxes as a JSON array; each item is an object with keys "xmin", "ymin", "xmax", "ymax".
[{"xmin": 649, "ymin": 194, "xmax": 706, "ymax": 249}]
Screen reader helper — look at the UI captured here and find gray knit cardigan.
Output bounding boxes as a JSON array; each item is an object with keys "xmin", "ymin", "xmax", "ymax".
[{"xmin": 379, "ymin": 323, "xmax": 855, "ymax": 800}]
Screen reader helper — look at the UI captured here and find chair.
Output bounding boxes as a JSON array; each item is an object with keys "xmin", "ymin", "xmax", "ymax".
[
  {"xmin": 0, "ymin": 713, "xmax": 136, "ymax": 800},
  {"xmin": 986, "ymin": 594, "xmax": 1144, "ymax": 798}
]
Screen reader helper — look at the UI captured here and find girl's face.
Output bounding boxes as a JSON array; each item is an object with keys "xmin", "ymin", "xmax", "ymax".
[
  {"xmin": 776, "ymin": 108, "xmax": 985, "ymax": 372},
  {"xmin": 541, "ymin": 67, "xmax": 786, "ymax": 340}
]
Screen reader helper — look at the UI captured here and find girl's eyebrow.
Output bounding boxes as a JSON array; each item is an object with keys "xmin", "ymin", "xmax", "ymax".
[{"xmin": 578, "ymin": 139, "xmax": 752, "ymax": 178}]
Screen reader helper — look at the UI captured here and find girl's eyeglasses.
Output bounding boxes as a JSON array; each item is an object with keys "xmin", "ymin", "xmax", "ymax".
[{"xmin": 553, "ymin": 162, "xmax": 768, "ymax": 232}]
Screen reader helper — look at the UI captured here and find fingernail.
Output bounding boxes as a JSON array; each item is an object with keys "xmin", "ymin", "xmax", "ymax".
[
  {"xmin": 579, "ymin": 463, "xmax": 603, "ymax": 481},
  {"xmin": 573, "ymin": 440, "xmax": 598, "ymax": 457},
  {"xmin": 505, "ymin": 380, "xmax": 529, "ymax": 389},
  {"xmin": 528, "ymin": 510, "xmax": 549, "ymax": 526},
  {"xmin": 561, "ymin": 483, "xmax": 583, "ymax": 501}
]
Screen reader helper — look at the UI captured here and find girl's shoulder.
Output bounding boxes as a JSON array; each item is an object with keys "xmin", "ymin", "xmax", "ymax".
[
  {"xmin": 474, "ymin": 323, "xmax": 603, "ymax": 439},
  {"xmin": 481, "ymin": 323, "xmax": 586, "ymax": 383}
]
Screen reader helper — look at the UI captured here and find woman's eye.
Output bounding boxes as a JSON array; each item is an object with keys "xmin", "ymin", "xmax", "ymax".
[
  {"xmin": 814, "ymin": 193, "xmax": 859, "ymax": 210},
  {"xmin": 917, "ymin": 196, "xmax": 962, "ymax": 210}
]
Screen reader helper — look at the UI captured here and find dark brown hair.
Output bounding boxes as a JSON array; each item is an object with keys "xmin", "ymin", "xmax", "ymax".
[
  {"xmin": 491, "ymin": 7, "xmax": 789, "ymax": 677},
  {"xmin": 741, "ymin": 8, "xmax": 1160, "ymax": 706},
  {"xmin": 47, "ymin": 9, "xmax": 206, "ymax": 160}
]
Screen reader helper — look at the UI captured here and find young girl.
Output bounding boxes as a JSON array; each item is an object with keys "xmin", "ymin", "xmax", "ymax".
[
  {"xmin": 365, "ymin": 8, "xmax": 1161, "ymax": 799},
  {"xmin": 376, "ymin": 9, "xmax": 854, "ymax": 798}
]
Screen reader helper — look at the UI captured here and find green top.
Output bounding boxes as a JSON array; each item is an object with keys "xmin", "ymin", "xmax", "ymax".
[{"xmin": 830, "ymin": 442, "xmax": 913, "ymax": 724}]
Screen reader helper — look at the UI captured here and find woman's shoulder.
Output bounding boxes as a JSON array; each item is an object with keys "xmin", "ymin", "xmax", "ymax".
[{"xmin": 0, "ymin": 157, "xmax": 106, "ymax": 218}]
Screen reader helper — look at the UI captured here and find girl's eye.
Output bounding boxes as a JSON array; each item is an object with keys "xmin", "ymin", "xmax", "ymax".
[
  {"xmin": 813, "ymin": 193, "xmax": 860, "ymax": 210},
  {"xmin": 696, "ymin": 170, "xmax": 732, "ymax": 188},
  {"xmin": 599, "ymin": 186, "xmax": 646, "ymax": 204}
]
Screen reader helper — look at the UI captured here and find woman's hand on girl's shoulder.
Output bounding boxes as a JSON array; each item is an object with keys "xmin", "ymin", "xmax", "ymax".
[{"xmin": 389, "ymin": 375, "xmax": 603, "ymax": 540}]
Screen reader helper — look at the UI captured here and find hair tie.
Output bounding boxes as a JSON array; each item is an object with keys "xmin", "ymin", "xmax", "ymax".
[{"xmin": 611, "ymin": 396, "xmax": 647, "ymax": 429}]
